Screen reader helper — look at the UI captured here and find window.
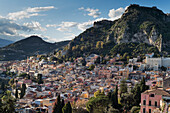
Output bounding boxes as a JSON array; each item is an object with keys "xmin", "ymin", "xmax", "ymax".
[
  {"xmin": 149, "ymin": 100, "xmax": 151, "ymax": 106},
  {"xmin": 155, "ymin": 101, "xmax": 157, "ymax": 107},
  {"xmin": 149, "ymin": 109, "xmax": 151, "ymax": 113},
  {"xmin": 143, "ymin": 100, "xmax": 146, "ymax": 105},
  {"xmin": 143, "ymin": 108, "xmax": 146, "ymax": 113},
  {"xmin": 150, "ymin": 94, "xmax": 154, "ymax": 97}
]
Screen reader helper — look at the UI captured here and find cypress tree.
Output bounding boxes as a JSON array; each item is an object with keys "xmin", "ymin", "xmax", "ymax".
[
  {"xmin": 140, "ymin": 77, "xmax": 148, "ymax": 93},
  {"xmin": 67, "ymin": 102, "xmax": 72, "ymax": 113},
  {"xmin": 61, "ymin": 99, "xmax": 65, "ymax": 108},
  {"xmin": 15, "ymin": 88, "xmax": 18, "ymax": 99},
  {"xmin": 82, "ymin": 58, "xmax": 86, "ymax": 66},
  {"xmin": 119, "ymin": 79, "xmax": 127, "ymax": 96},
  {"xmin": 38, "ymin": 74, "xmax": 43, "ymax": 84},
  {"xmin": 114, "ymin": 85, "xmax": 118, "ymax": 108},
  {"xmin": 1, "ymin": 82, "xmax": 5, "ymax": 91},
  {"xmin": 133, "ymin": 84, "xmax": 141, "ymax": 106},
  {"xmin": 20, "ymin": 83, "xmax": 26, "ymax": 98},
  {"xmin": 52, "ymin": 95, "xmax": 62, "ymax": 113},
  {"xmin": 107, "ymin": 92, "xmax": 112, "ymax": 100},
  {"xmin": 95, "ymin": 57, "xmax": 100, "ymax": 64},
  {"xmin": 57, "ymin": 95, "xmax": 62, "ymax": 113},
  {"xmin": 0, "ymin": 98, "xmax": 2, "ymax": 112},
  {"xmin": 22, "ymin": 83, "xmax": 26, "ymax": 94},
  {"xmin": 62, "ymin": 101, "xmax": 72, "ymax": 113},
  {"xmin": 52, "ymin": 103, "xmax": 58, "ymax": 113},
  {"xmin": 111, "ymin": 85, "xmax": 118, "ymax": 108}
]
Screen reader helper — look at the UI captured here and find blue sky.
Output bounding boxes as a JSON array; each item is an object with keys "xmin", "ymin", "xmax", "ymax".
[{"xmin": 0, "ymin": 0, "xmax": 170, "ymax": 42}]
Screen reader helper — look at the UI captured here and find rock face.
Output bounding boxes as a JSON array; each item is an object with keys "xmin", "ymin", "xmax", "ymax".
[
  {"xmin": 108, "ymin": 4, "xmax": 170, "ymax": 52},
  {"xmin": 64, "ymin": 4, "xmax": 170, "ymax": 58}
]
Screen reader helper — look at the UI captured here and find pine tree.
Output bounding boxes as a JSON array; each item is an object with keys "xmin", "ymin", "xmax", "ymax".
[{"xmin": 2, "ymin": 91, "xmax": 15, "ymax": 113}]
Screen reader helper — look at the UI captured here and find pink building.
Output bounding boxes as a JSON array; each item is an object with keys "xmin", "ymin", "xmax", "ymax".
[{"xmin": 140, "ymin": 88, "xmax": 170, "ymax": 113}]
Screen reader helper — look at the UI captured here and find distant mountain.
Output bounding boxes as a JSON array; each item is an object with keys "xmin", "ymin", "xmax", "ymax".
[
  {"xmin": 62, "ymin": 4, "xmax": 170, "ymax": 60},
  {"xmin": 0, "ymin": 36, "xmax": 70, "ymax": 61},
  {"xmin": 0, "ymin": 38, "xmax": 13, "ymax": 48}
]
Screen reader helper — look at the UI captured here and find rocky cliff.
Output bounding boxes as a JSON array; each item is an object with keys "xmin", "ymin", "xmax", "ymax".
[{"xmin": 63, "ymin": 4, "xmax": 170, "ymax": 59}]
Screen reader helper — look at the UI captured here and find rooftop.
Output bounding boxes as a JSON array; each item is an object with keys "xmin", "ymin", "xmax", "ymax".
[{"xmin": 143, "ymin": 88, "xmax": 170, "ymax": 96}]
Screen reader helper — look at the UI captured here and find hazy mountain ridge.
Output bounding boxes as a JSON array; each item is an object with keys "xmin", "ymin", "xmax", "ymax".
[
  {"xmin": 0, "ymin": 38, "xmax": 13, "ymax": 48},
  {"xmin": 0, "ymin": 36, "xmax": 70, "ymax": 61}
]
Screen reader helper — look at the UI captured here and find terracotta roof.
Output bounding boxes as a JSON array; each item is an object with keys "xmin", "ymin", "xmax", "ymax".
[{"xmin": 143, "ymin": 89, "xmax": 170, "ymax": 96}]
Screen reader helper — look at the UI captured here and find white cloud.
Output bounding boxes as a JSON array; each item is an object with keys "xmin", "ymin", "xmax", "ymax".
[
  {"xmin": 56, "ymin": 22, "xmax": 78, "ymax": 32},
  {"xmin": 0, "ymin": 17, "xmax": 31, "ymax": 37},
  {"xmin": 46, "ymin": 24, "xmax": 57, "ymax": 28},
  {"xmin": 108, "ymin": 7, "xmax": 125, "ymax": 20},
  {"xmin": 23, "ymin": 21, "xmax": 47, "ymax": 31},
  {"xmin": 78, "ymin": 7, "xmax": 84, "ymax": 10},
  {"xmin": 57, "ymin": 27, "xmax": 70, "ymax": 32},
  {"xmin": 77, "ymin": 18, "xmax": 107, "ymax": 31},
  {"xmin": 63, "ymin": 33, "xmax": 76, "ymax": 41},
  {"xmin": 55, "ymin": 20, "xmax": 94, "ymax": 32},
  {"xmin": 56, "ymin": 7, "xmax": 127, "ymax": 33},
  {"xmin": 95, "ymin": 17, "xmax": 108, "ymax": 22},
  {"xmin": 77, "ymin": 20, "xmax": 94, "ymax": 31},
  {"xmin": 79, "ymin": 7, "xmax": 101, "ymax": 18},
  {"xmin": 15, "ymin": 33, "xmax": 58, "ymax": 42},
  {"xmin": 86, "ymin": 8, "xmax": 101, "ymax": 18},
  {"xmin": 0, "ymin": 6, "xmax": 128, "ymax": 42},
  {"xmin": 7, "ymin": 6, "xmax": 55, "ymax": 20},
  {"xmin": 26, "ymin": 6, "xmax": 55, "ymax": 13},
  {"xmin": 0, "ymin": 16, "xmax": 51, "ymax": 42},
  {"xmin": 33, "ymin": 34, "xmax": 58, "ymax": 42},
  {"xmin": 19, "ymin": 33, "xmax": 58, "ymax": 43},
  {"xmin": 59, "ymin": 22, "xmax": 78, "ymax": 28}
]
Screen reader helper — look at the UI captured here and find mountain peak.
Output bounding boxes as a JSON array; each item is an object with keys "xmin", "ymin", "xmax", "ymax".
[
  {"xmin": 19, "ymin": 35, "xmax": 44, "ymax": 43},
  {"xmin": 63, "ymin": 4, "xmax": 170, "ymax": 59},
  {"xmin": 27, "ymin": 35, "xmax": 42, "ymax": 39},
  {"xmin": 124, "ymin": 4, "xmax": 165, "ymax": 18},
  {"xmin": 0, "ymin": 35, "xmax": 70, "ymax": 61}
]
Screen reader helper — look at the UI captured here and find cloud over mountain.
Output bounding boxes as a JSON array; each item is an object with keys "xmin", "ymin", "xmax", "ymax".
[
  {"xmin": 23, "ymin": 21, "xmax": 47, "ymax": 31},
  {"xmin": 79, "ymin": 7, "xmax": 101, "ymax": 18},
  {"xmin": 56, "ymin": 22, "xmax": 78, "ymax": 32},
  {"xmin": 108, "ymin": 7, "xmax": 126, "ymax": 20}
]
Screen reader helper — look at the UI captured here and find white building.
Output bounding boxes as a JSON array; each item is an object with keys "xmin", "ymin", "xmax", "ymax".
[{"xmin": 145, "ymin": 57, "xmax": 170, "ymax": 70}]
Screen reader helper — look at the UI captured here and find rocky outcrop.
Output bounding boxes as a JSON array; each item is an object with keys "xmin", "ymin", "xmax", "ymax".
[{"xmin": 64, "ymin": 4, "xmax": 170, "ymax": 58}]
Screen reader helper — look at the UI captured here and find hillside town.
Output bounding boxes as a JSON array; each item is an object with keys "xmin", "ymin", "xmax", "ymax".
[{"xmin": 0, "ymin": 53, "xmax": 170, "ymax": 113}]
